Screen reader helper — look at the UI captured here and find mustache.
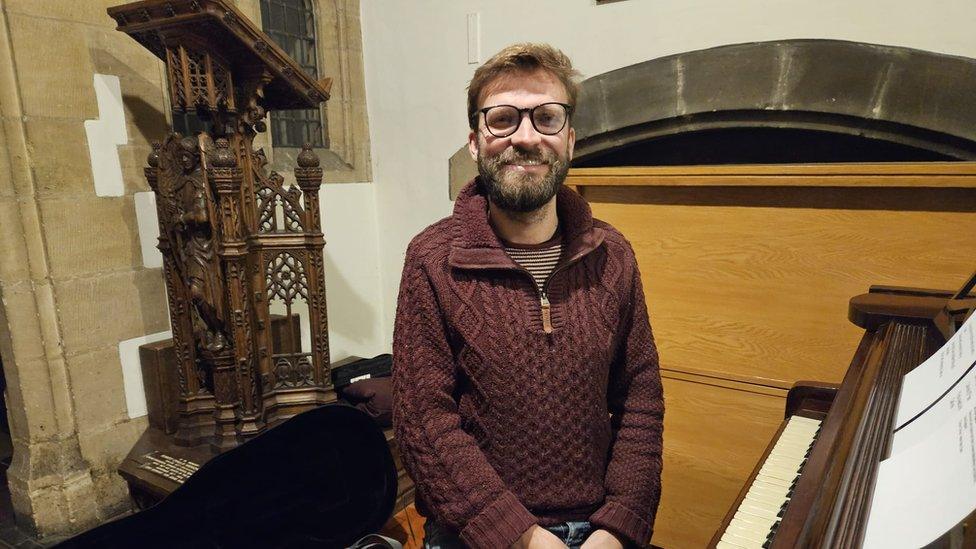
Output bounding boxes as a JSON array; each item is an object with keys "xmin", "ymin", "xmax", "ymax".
[{"xmin": 497, "ymin": 148, "xmax": 552, "ymax": 165}]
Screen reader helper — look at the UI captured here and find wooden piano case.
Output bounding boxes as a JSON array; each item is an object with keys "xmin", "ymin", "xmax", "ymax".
[{"xmin": 566, "ymin": 162, "xmax": 976, "ymax": 548}]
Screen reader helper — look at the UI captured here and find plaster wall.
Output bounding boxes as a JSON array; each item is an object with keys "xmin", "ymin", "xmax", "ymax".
[{"xmin": 359, "ymin": 0, "xmax": 976, "ymax": 345}]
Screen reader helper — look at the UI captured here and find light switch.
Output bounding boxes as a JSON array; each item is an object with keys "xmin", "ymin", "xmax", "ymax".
[{"xmin": 467, "ymin": 13, "xmax": 480, "ymax": 64}]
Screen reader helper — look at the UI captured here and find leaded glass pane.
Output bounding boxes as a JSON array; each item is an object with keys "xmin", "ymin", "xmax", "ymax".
[{"xmin": 260, "ymin": 0, "xmax": 326, "ymax": 148}]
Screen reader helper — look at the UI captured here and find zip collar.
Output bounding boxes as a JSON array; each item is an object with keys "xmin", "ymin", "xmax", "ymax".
[{"xmin": 448, "ymin": 177, "xmax": 606, "ymax": 271}]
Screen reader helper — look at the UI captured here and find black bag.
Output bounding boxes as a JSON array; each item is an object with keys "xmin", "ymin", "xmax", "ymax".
[{"xmin": 331, "ymin": 354, "xmax": 392, "ymax": 391}]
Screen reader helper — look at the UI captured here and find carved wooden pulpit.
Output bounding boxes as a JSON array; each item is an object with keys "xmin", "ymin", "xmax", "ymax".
[{"xmin": 109, "ymin": 0, "xmax": 336, "ymax": 450}]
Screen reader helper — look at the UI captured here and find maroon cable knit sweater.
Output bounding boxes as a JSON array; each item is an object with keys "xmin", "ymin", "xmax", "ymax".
[{"xmin": 392, "ymin": 179, "xmax": 664, "ymax": 548}]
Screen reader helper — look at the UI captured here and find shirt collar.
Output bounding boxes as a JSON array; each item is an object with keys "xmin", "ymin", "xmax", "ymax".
[{"xmin": 448, "ymin": 177, "xmax": 605, "ymax": 270}]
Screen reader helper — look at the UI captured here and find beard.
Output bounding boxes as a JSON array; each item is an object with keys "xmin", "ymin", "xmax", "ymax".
[{"xmin": 477, "ymin": 144, "xmax": 570, "ymax": 213}]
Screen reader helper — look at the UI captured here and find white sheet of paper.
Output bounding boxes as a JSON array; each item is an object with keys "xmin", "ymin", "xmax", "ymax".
[
  {"xmin": 896, "ymin": 313, "xmax": 976, "ymax": 429},
  {"xmin": 893, "ymin": 362, "xmax": 976, "ymax": 454},
  {"xmin": 864, "ymin": 404, "xmax": 976, "ymax": 548}
]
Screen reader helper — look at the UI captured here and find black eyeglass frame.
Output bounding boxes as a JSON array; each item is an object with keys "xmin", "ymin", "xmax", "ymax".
[{"xmin": 475, "ymin": 102, "xmax": 574, "ymax": 138}]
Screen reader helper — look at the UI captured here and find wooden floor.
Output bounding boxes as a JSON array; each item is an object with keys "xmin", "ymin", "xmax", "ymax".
[{"xmin": 380, "ymin": 504, "xmax": 426, "ymax": 549}]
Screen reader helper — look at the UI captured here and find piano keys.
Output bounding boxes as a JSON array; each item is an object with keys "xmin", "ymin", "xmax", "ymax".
[{"xmin": 717, "ymin": 416, "xmax": 823, "ymax": 548}]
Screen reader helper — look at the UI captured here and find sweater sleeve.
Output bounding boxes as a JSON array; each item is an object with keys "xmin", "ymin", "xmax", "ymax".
[
  {"xmin": 589, "ymin": 257, "xmax": 665, "ymax": 546},
  {"xmin": 392, "ymin": 254, "xmax": 537, "ymax": 549}
]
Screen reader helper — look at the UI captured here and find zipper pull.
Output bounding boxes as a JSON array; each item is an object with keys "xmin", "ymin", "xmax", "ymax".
[{"xmin": 540, "ymin": 293, "xmax": 553, "ymax": 334}]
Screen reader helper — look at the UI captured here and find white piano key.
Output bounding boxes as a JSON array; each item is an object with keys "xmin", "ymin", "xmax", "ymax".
[
  {"xmin": 758, "ymin": 464, "xmax": 798, "ymax": 483},
  {"xmin": 752, "ymin": 477, "xmax": 792, "ymax": 492},
  {"xmin": 738, "ymin": 500, "xmax": 780, "ymax": 520},
  {"xmin": 758, "ymin": 458, "xmax": 794, "ymax": 474},
  {"xmin": 748, "ymin": 482, "xmax": 790, "ymax": 501},
  {"xmin": 754, "ymin": 471, "xmax": 792, "ymax": 488},
  {"xmin": 733, "ymin": 509, "xmax": 777, "ymax": 532},
  {"xmin": 747, "ymin": 484, "xmax": 791, "ymax": 507},
  {"xmin": 743, "ymin": 490, "xmax": 782, "ymax": 508},
  {"xmin": 768, "ymin": 451, "xmax": 804, "ymax": 463},
  {"xmin": 772, "ymin": 435, "xmax": 814, "ymax": 450},
  {"xmin": 762, "ymin": 459, "xmax": 804, "ymax": 475},
  {"xmin": 777, "ymin": 430, "xmax": 816, "ymax": 445},
  {"xmin": 717, "ymin": 535, "xmax": 751, "ymax": 549},
  {"xmin": 726, "ymin": 522, "xmax": 769, "ymax": 543},
  {"xmin": 776, "ymin": 434, "xmax": 812, "ymax": 445},
  {"xmin": 781, "ymin": 426, "xmax": 818, "ymax": 440},
  {"xmin": 727, "ymin": 516, "xmax": 769, "ymax": 535},
  {"xmin": 763, "ymin": 455, "xmax": 805, "ymax": 472},
  {"xmin": 747, "ymin": 480, "xmax": 788, "ymax": 496},
  {"xmin": 721, "ymin": 530, "xmax": 763, "ymax": 549},
  {"xmin": 733, "ymin": 508, "xmax": 774, "ymax": 525}
]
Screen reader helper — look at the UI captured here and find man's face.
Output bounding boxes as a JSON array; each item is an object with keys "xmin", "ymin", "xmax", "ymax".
[{"xmin": 468, "ymin": 69, "xmax": 575, "ymax": 213}]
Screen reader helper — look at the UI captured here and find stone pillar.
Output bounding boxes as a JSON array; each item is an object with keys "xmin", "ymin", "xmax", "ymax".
[{"xmin": 0, "ymin": 6, "xmax": 97, "ymax": 539}]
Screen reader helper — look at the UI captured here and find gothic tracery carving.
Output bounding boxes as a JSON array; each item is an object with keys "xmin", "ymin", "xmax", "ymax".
[{"xmin": 266, "ymin": 252, "xmax": 309, "ymax": 304}]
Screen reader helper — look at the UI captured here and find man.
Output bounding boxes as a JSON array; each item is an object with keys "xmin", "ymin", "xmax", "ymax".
[{"xmin": 393, "ymin": 43, "xmax": 663, "ymax": 549}]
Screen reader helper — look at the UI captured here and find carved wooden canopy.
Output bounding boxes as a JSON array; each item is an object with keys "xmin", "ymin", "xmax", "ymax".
[{"xmin": 108, "ymin": 0, "xmax": 332, "ymax": 113}]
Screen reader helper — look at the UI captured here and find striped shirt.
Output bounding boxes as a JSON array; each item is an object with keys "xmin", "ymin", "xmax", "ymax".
[{"xmin": 503, "ymin": 233, "xmax": 563, "ymax": 294}]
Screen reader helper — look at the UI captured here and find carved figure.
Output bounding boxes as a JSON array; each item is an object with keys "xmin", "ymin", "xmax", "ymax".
[{"xmin": 172, "ymin": 137, "xmax": 226, "ymax": 351}]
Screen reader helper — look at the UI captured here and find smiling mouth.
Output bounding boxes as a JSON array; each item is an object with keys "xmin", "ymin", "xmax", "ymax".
[{"xmin": 505, "ymin": 162, "xmax": 548, "ymax": 170}]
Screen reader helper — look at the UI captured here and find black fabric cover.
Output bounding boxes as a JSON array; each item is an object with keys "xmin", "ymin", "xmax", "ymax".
[{"xmin": 58, "ymin": 405, "xmax": 397, "ymax": 548}]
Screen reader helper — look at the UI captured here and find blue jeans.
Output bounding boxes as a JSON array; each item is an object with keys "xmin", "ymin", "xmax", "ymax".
[{"xmin": 423, "ymin": 520, "xmax": 592, "ymax": 549}]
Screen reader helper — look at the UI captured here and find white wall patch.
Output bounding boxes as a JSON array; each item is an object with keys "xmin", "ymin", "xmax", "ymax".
[
  {"xmin": 84, "ymin": 74, "xmax": 128, "ymax": 197},
  {"xmin": 118, "ymin": 330, "xmax": 172, "ymax": 419},
  {"xmin": 134, "ymin": 191, "xmax": 163, "ymax": 268}
]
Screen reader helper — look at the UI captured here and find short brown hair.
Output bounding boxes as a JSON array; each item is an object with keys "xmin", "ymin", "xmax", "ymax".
[{"xmin": 467, "ymin": 43, "xmax": 581, "ymax": 130}]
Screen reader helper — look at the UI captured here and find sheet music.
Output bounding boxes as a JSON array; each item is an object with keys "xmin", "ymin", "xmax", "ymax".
[
  {"xmin": 892, "ymin": 356, "xmax": 976, "ymax": 454},
  {"xmin": 895, "ymin": 313, "xmax": 976, "ymax": 430},
  {"xmin": 864, "ymin": 405, "xmax": 976, "ymax": 548}
]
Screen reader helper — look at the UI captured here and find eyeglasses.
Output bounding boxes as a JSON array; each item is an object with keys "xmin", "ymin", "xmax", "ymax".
[{"xmin": 477, "ymin": 102, "xmax": 573, "ymax": 138}]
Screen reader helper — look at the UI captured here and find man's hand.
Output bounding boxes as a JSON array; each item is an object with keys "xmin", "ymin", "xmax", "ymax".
[
  {"xmin": 510, "ymin": 525, "xmax": 569, "ymax": 549},
  {"xmin": 580, "ymin": 529, "xmax": 624, "ymax": 549}
]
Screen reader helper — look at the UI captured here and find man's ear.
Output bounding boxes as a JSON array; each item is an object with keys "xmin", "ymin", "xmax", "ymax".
[
  {"xmin": 468, "ymin": 130, "xmax": 479, "ymax": 161},
  {"xmin": 567, "ymin": 127, "xmax": 576, "ymax": 161}
]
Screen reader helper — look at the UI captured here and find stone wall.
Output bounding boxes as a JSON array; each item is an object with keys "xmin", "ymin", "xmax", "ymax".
[
  {"xmin": 0, "ymin": 0, "xmax": 371, "ymax": 539},
  {"xmin": 0, "ymin": 0, "xmax": 168, "ymax": 537}
]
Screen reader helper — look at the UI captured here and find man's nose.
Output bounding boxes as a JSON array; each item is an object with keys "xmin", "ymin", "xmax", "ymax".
[{"xmin": 509, "ymin": 112, "xmax": 543, "ymax": 148}]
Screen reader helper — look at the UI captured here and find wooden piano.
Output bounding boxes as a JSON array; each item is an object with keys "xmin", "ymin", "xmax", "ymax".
[{"xmin": 711, "ymin": 272, "xmax": 976, "ymax": 549}]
